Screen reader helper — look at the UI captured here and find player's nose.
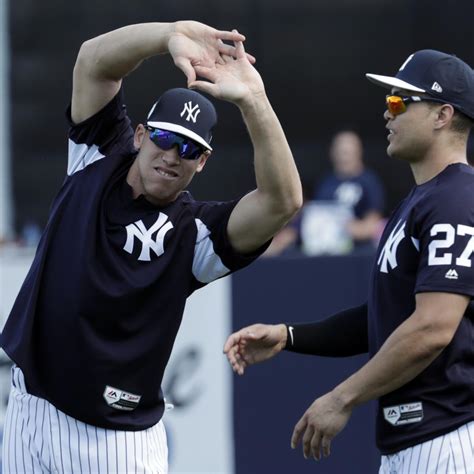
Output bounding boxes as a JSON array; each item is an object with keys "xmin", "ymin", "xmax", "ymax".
[
  {"xmin": 162, "ymin": 147, "xmax": 181, "ymax": 166},
  {"xmin": 384, "ymin": 109, "xmax": 394, "ymax": 121}
]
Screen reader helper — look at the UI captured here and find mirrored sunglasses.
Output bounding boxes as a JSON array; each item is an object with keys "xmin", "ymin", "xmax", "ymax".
[
  {"xmin": 146, "ymin": 127, "xmax": 205, "ymax": 160},
  {"xmin": 385, "ymin": 95, "xmax": 447, "ymax": 116}
]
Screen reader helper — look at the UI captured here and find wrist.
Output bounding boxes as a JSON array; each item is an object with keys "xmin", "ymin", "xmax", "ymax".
[
  {"xmin": 165, "ymin": 22, "xmax": 179, "ymax": 50},
  {"xmin": 275, "ymin": 324, "xmax": 288, "ymax": 351},
  {"xmin": 332, "ymin": 382, "xmax": 358, "ymax": 411},
  {"xmin": 236, "ymin": 89, "xmax": 268, "ymax": 113}
]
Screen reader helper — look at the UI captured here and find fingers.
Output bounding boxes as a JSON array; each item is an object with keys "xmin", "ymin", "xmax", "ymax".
[
  {"xmin": 174, "ymin": 58, "xmax": 196, "ymax": 85},
  {"xmin": 188, "ymin": 80, "xmax": 216, "ymax": 97},
  {"xmin": 321, "ymin": 435, "xmax": 331, "ymax": 458},
  {"xmin": 291, "ymin": 416, "xmax": 306, "ymax": 450},
  {"xmin": 192, "ymin": 65, "xmax": 219, "ymax": 83},
  {"xmin": 223, "ymin": 333, "xmax": 247, "ymax": 374},
  {"xmin": 218, "ymin": 42, "xmax": 239, "ymax": 58},
  {"xmin": 227, "ymin": 348, "xmax": 247, "ymax": 375},
  {"xmin": 217, "ymin": 33, "xmax": 256, "ymax": 64},
  {"xmin": 232, "ymin": 30, "xmax": 246, "ymax": 60},
  {"xmin": 246, "ymin": 53, "xmax": 257, "ymax": 64},
  {"xmin": 188, "ymin": 65, "xmax": 219, "ymax": 96},
  {"xmin": 310, "ymin": 431, "xmax": 323, "ymax": 461},
  {"xmin": 223, "ymin": 333, "xmax": 241, "ymax": 354},
  {"xmin": 302, "ymin": 424, "xmax": 315, "ymax": 460},
  {"xmin": 216, "ymin": 29, "xmax": 246, "ymax": 43}
]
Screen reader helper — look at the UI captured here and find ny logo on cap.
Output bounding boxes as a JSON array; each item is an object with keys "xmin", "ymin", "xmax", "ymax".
[{"xmin": 180, "ymin": 101, "xmax": 201, "ymax": 123}]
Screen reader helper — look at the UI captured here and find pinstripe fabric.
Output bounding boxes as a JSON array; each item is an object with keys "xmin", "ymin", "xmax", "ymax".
[
  {"xmin": 379, "ymin": 421, "xmax": 474, "ymax": 473},
  {"xmin": 2, "ymin": 366, "xmax": 168, "ymax": 473}
]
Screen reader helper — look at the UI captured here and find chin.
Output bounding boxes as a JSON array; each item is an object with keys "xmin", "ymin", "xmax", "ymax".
[{"xmin": 387, "ymin": 143, "xmax": 409, "ymax": 161}]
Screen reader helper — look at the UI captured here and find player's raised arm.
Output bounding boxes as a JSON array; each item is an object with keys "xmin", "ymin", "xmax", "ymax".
[
  {"xmin": 189, "ymin": 34, "xmax": 303, "ymax": 253},
  {"xmin": 71, "ymin": 22, "xmax": 251, "ymax": 124}
]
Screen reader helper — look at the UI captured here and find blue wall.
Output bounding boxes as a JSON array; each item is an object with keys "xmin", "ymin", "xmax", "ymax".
[{"xmin": 232, "ymin": 255, "xmax": 380, "ymax": 473}]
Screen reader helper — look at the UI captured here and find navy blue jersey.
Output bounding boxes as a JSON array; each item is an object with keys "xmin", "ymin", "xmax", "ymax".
[
  {"xmin": 0, "ymin": 89, "xmax": 267, "ymax": 430},
  {"xmin": 314, "ymin": 169, "xmax": 384, "ymax": 219},
  {"xmin": 369, "ymin": 163, "xmax": 474, "ymax": 454}
]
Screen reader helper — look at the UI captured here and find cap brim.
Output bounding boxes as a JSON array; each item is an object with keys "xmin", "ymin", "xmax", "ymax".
[
  {"xmin": 365, "ymin": 73, "xmax": 426, "ymax": 93},
  {"xmin": 147, "ymin": 121, "xmax": 213, "ymax": 151}
]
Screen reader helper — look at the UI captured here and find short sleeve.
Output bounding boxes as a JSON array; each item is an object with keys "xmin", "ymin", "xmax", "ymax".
[
  {"xmin": 414, "ymin": 184, "xmax": 474, "ymax": 297},
  {"xmin": 66, "ymin": 88, "xmax": 135, "ymax": 176},
  {"xmin": 191, "ymin": 199, "xmax": 271, "ymax": 285}
]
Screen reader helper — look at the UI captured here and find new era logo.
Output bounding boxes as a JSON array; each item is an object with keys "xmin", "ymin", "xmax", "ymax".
[
  {"xmin": 431, "ymin": 82, "xmax": 443, "ymax": 93},
  {"xmin": 445, "ymin": 269, "xmax": 458, "ymax": 280},
  {"xmin": 180, "ymin": 101, "xmax": 201, "ymax": 123}
]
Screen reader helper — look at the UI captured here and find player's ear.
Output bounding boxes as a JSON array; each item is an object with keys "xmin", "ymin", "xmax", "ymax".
[
  {"xmin": 134, "ymin": 124, "xmax": 147, "ymax": 150},
  {"xmin": 433, "ymin": 104, "xmax": 455, "ymax": 130},
  {"xmin": 196, "ymin": 151, "xmax": 211, "ymax": 173}
]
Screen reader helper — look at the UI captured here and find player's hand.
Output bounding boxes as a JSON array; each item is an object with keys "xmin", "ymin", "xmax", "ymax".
[
  {"xmin": 187, "ymin": 32, "xmax": 265, "ymax": 106},
  {"xmin": 291, "ymin": 391, "xmax": 352, "ymax": 461},
  {"xmin": 223, "ymin": 323, "xmax": 287, "ymax": 375},
  {"xmin": 169, "ymin": 22, "xmax": 256, "ymax": 86}
]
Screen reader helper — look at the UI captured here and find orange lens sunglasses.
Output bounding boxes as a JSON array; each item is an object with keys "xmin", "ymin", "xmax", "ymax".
[{"xmin": 385, "ymin": 95, "xmax": 420, "ymax": 116}]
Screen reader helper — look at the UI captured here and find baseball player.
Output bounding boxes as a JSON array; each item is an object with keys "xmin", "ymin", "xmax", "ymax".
[
  {"xmin": 225, "ymin": 50, "xmax": 474, "ymax": 473},
  {"xmin": 0, "ymin": 21, "xmax": 302, "ymax": 473}
]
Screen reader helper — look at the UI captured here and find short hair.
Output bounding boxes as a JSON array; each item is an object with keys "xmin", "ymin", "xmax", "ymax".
[
  {"xmin": 450, "ymin": 111, "xmax": 474, "ymax": 135},
  {"xmin": 426, "ymin": 102, "xmax": 473, "ymax": 136}
]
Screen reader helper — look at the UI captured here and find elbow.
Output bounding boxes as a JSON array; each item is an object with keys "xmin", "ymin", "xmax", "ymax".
[
  {"xmin": 74, "ymin": 38, "xmax": 104, "ymax": 78},
  {"xmin": 280, "ymin": 190, "xmax": 303, "ymax": 220},
  {"xmin": 74, "ymin": 40, "xmax": 95, "ymax": 76},
  {"xmin": 415, "ymin": 325, "xmax": 455, "ymax": 359},
  {"xmin": 430, "ymin": 330, "xmax": 455, "ymax": 352},
  {"xmin": 76, "ymin": 39, "xmax": 96, "ymax": 64}
]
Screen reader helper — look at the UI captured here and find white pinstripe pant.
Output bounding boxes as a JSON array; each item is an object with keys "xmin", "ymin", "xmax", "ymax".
[
  {"xmin": 379, "ymin": 421, "xmax": 474, "ymax": 474},
  {"xmin": 2, "ymin": 366, "xmax": 168, "ymax": 473}
]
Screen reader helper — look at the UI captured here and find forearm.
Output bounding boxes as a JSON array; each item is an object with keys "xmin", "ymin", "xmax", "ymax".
[
  {"xmin": 284, "ymin": 303, "xmax": 369, "ymax": 357},
  {"xmin": 77, "ymin": 23, "xmax": 175, "ymax": 81},
  {"xmin": 333, "ymin": 315, "xmax": 446, "ymax": 409},
  {"xmin": 239, "ymin": 94, "xmax": 302, "ymax": 218}
]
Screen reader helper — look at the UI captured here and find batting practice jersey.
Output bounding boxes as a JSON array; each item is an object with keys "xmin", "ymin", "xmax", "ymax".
[
  {"xmin": 0, "ymin": 89, "xmax": 268, "ymax": 430},
  {"xmin": 369, "ymin": 163, "xmax": 474, "ymax": 454}
]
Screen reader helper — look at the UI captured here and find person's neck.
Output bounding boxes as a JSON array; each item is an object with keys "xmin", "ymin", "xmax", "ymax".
[{"xmin": 410, "ymin": 145, "xmax": 467, "ymax": 185}]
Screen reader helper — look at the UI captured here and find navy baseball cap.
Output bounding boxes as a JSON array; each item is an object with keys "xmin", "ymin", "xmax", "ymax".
[
  {"xmin": 146, "ymin": 88, "xmax": 217, "ymax": 151},
  {"xmin": 366, "ymin": 49, "xmax": 474, "ymax": 119}
]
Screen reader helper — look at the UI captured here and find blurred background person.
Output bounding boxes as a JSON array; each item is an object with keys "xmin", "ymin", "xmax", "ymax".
[
  {"xmin": 311, "ymin": 130, "xmax": 385, "ymax": 254},
  {"xmin": 265, "ymin": 130, "xmax": 386, "ymax": 257}
]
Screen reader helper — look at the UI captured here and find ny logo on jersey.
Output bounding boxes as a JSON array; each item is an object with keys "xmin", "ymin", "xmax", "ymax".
[
  {"xmin": 123, "ymin": 213, "xmax": 174, "ymax": 261},
  {"xmin": 180, "ymin": 101, "xmax": 201, "ymax": 123},
  {"xmin": 377, "ymin": 220, "xmax": 406, "ymax": 273}
]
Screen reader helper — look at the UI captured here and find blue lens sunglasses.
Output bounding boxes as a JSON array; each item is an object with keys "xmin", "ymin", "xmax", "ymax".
[{"xmin": 146, "ymin": 126, "xmax": 206, "ymax": 160}]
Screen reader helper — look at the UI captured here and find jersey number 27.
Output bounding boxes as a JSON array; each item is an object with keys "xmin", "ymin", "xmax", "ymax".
[{"xmin": 428, "ymin": 224, "xmax": 474, "ymax": 267}]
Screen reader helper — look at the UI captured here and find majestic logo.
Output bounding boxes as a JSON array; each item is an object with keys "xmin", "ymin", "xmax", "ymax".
[
  {"xmin": 378, "ymin": 220, "xmax": 406, "ymax": 273},
  {"xmin": 103, "ymin": 385, "xmax": 142, "ymax": 411},
  {"xmin": 431, "ymin": 82, "xmax": 443, "ymax": 93},
  {"xmin": 180, "ymin": 101, "xmax": 201, "ymax": 123},
  {"xmin": 384, "ymin": 402, "xmax": 423, "ymax": 426},
  {"xmin": 445, "ymin": 269, "xmax": 459, "ymax": 280},
  {"xmin": 123, "ymin": 213, "xmax": 174, "ymax": 261}
]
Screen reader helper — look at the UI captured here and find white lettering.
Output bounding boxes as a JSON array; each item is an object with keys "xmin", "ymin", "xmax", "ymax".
[{"xmin": 123, "ymin": 213, "xmax": 174, "ymax": 261}]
